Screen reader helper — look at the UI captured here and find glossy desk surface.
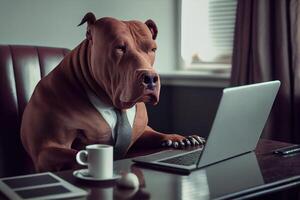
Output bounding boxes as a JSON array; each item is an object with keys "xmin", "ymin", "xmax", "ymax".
[{"xmin": 2, "ymin": 139, "xmax": 300, "ymax": 200}]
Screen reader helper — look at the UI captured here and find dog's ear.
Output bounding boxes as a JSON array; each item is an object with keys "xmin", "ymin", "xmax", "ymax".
[
  {"xmin": 145, "ymin": 19, "xmax": 158, "ymax": 40},
  {"xmin": 78, "ymin": 12, "xmax": 96, "ymax": 26},
  {"xmin": 78, "ymin": 12, "xmax": 96, "ymax": 40}
]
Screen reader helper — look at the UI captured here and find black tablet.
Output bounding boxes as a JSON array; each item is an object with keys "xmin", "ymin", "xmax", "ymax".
[{"xmin": 0, "ymin": 172, "xmax": 87, "ymax": 200}]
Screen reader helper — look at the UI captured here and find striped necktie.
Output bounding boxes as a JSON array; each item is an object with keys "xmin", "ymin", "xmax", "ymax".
[{"xmin": 114, "ymin": 109, "xmax": 132, "ymax": 159}]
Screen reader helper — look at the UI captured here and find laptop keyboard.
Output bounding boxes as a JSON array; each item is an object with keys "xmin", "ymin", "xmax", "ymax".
[{"xmin": 159, "ymin": 150, "xmax": 201, "ymax": 166}]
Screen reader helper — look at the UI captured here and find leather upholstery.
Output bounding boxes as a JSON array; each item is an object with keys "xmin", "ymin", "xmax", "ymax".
[{"xmin": 0, "ymin": 45, "xmax": 69, "ymax": 177}]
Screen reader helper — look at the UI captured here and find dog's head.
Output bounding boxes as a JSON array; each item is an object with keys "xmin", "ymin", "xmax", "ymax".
[{"xmin": 79, "ymin": 12, "xmax": 160, "ymax": 109}]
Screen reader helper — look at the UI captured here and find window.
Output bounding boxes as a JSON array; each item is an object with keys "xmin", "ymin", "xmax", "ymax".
[{"xmin": 180, "ymin": 0, "xmax": 237, "ymax": 73}]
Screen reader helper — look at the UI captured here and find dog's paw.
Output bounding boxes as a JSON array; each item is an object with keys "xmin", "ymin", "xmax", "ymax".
[{"xmin": 160, "ymin": 134, "xmax": 205, "ymax": 149}]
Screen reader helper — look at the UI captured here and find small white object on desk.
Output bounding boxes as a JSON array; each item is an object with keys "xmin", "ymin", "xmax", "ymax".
[{"xmin": 116, "ymin": 173, "xmax": 139, "ymax": 189}]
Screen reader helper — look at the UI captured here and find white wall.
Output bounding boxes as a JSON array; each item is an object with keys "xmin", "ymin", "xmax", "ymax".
[{"xmin": 0, "ymin": 0, "xmax": 178, "ymax": 72}]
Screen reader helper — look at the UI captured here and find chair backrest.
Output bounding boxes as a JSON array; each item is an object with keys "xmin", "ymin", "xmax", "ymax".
[{"xmin": 0, "ymin": 45, "xmax": 70, "ymax": 177}]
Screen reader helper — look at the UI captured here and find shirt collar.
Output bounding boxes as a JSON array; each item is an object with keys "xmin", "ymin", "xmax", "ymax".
[{"xmin": 86, "ymin": 89, "xmax": 113, "ymax": 110}]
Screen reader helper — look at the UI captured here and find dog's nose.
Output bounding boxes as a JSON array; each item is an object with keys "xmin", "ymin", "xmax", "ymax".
[{"xmin": 143, "ymin": 74, "xmax": 158, "ymax": 90}]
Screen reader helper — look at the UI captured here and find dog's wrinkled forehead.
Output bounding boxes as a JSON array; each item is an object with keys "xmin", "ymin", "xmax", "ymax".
[{"xmin": 94, "ymin": 17, "xmax": 152, "ymax": 41}]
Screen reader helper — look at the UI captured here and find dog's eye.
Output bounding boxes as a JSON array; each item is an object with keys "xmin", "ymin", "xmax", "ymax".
[{"xmin": 116, "ymin": 45, "xmax": 127, "ymax": 53}]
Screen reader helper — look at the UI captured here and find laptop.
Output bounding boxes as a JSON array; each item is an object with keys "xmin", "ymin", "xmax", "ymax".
[{"xmin": 133, "ymin": 80, "xmax": 281, "ymax": 174}]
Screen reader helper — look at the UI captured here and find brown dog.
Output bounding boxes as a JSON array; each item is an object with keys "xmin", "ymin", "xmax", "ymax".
[{"xmin": 20, "ymin": 13, "xmax": 205, "ymax": 172}]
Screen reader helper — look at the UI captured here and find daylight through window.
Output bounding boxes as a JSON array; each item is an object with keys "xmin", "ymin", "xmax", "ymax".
[{"xmin": 181, "ymin": 0, "xmax": 237, "ymax": 72}]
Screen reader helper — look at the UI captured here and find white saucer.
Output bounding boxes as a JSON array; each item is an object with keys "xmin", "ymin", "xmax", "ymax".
[{"xmin": 73, "ymin": 169, "xmax": 121, "ymax": 182}]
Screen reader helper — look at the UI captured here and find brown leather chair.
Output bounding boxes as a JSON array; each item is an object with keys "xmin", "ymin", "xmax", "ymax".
[{"xmin": 0, "ymin": 45, "xmax": 70, "ymax": 177}]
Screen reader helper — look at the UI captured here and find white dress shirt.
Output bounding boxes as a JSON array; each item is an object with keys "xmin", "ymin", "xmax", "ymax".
[{"xmin": 86, "ymin": 90, "xmax": 136, "ymax": 140}]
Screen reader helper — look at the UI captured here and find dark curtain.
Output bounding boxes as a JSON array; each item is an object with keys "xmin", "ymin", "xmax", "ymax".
[{"xmin": 230, "ymin": 0, "xmax": 300, "ymax": 143}]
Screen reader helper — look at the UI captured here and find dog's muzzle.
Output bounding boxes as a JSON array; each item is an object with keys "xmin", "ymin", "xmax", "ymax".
[{"xmin": 143, "ymin": 73, "xmax": 159, "ymax": 90}]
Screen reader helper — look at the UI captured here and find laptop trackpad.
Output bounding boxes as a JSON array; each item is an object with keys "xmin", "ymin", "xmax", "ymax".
[{"xmin": 133, "ymin": 149, "xmax": 195, "ymax": 162}]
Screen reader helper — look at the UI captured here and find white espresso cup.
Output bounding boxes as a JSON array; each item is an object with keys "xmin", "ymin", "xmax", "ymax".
[{"xmin": 76, "ymin": 144, "xmax": 113, "ymax": 179}]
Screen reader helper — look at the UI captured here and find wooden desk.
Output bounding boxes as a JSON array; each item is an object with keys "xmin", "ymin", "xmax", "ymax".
[{"xmin": 2, "ymin": 139, "xmax": 300, "ymax": 200}]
